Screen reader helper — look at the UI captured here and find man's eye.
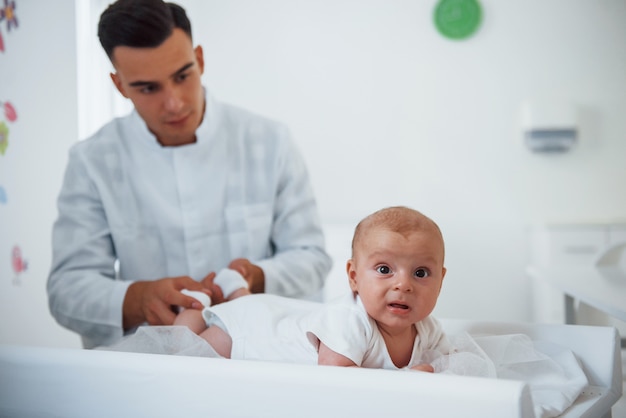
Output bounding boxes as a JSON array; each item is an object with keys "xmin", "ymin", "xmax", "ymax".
[
  {"xmin": 415, "ymin": 268, "xmax": 430, "ymax": 278},
  {"xmin": 140, "ymin": 85, "xmax": 157, "ymax": 94},
  {"xmin": 376, "ymin": 266, "xmax": 391, "ymax": 274},
  {"xmin": 176, "ymin": 73, "xmax": 189, "ymax": 83}
]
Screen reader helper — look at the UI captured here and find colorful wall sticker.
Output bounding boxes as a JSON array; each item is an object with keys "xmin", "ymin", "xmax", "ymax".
[
  {"xmin": 3, "ymin": 101, "xmax": 17, "ymax": 121},
  {"xmin": 434, "ymin": 0, "xmax": 482, "ymax": 40},
  {"xmin": 0, "ymin": 100, "xmax": 17, "ymax": 156},
  {"xmin": 11, "ymin": 245, "xmax": 28, "ymax": 286},
  {"xmin": 0, "ymin": 0, "xmax": 18, "ymax": 53},
  {"xmin": 0, "ymin": 121, "xmax": 8, "ymax": 155}
]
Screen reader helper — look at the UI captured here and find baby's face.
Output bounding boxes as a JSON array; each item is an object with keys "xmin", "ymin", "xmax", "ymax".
[{"xmin": 347, "ymin": 227, "xmax": 446, "ymax": 335}]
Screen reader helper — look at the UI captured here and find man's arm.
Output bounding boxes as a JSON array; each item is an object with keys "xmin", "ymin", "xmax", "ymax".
[
  {"xmin": 47, "ymin": 147, "xmax": 211, "ymax": 346},
  {"xmin": 253, "ymin": 126, "xmax": 332, "ymax": 298},
  {"xmin": 47, "ymin": 147, "xmax": 129, "ymax": 347}
]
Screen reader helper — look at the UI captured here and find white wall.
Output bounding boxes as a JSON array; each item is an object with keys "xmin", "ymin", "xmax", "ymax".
[
  {"xmin": 0, "ymin": 0, "xmax": 82, "ymax": 347},
  {"xmin": 1, "ymin": 0, "xmax": 624, "ymax": 348},
  {"xmin": 182, "ymin": 0, "xmax": 626, "ymax": 322}
]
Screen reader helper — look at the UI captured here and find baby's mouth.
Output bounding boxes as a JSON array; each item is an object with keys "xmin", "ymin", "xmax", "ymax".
[{"xmin": 388, "ymin": 302, "xmax": 409, "ymax": 310}]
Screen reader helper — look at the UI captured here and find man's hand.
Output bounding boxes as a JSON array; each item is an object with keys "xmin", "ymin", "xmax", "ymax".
[
  {"xmin": 228, "ymin": 258, "xmax": 265, "ymax": 294},
  {"xmin": 122, "ymin": 273, "xmax": 215, "ymax": 330},
  {"xmin": 200, "ymin": 273, "xmax": 225, "ymax": 305}
]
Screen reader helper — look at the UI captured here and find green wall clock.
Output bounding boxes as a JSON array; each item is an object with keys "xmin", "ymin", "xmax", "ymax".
[{"xmin": 434, "ymin": 0, "xmax": 482, "ymax": 40}]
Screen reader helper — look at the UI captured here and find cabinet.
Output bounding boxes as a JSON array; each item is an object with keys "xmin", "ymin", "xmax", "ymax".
[{"xmin": 527, "ymin": 224, "xmax": 626, "ymax": 327}]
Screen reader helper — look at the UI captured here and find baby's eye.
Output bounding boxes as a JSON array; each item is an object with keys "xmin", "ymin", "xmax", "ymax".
[
  {"xmin": 376, "ymin": 265, "xmax": 391, "ymax": 274},
  {"xmin": 414, "ymin": 268, "xmax": 430, "ymax": 278}
]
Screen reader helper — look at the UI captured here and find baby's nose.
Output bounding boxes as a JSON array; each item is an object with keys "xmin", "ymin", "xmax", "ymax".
[{"xmin": 393, "ymin": 273, "xmax": 413, "ymax": 292}]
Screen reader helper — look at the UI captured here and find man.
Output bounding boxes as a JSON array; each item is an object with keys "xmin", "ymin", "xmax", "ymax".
[{"xmin": 47, "ymin": 0, "xmax": 331, "ymax": 348}]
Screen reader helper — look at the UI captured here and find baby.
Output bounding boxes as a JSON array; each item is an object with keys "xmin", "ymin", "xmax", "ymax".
[{"xmin": 175, "ymin": 206, "xmax": 449, "ymax": 370}]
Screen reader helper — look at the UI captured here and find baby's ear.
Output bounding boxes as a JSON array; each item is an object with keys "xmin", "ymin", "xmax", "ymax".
[
  {"xmin": 438, "ymin": 267, "xmax": 447, "ymax": 293},
  {"xmin": 346, "ymin": 259, "xmax": 358, "ymax": 291}
]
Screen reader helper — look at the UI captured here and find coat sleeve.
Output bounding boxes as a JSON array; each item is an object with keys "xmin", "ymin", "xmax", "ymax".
[
  {"xmin": 47, "ymin": 145, "xmax": 130, "ymax": 348},
  {"xmin": 255, "ymin": 125, "xmax": 332, "ymax": 298}
]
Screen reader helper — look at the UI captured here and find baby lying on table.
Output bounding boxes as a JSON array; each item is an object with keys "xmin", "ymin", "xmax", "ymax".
[
  {"xmin": 107, "ymin": 205, "xmax": 588, "ymax": 417},
  {"xmin": 175, "ymin": 206, "xmax": 450, "ymax": 371}
]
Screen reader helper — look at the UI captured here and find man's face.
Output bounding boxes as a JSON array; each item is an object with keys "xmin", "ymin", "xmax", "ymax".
[{"xmin": 110, "ymin": 28, "xmax": 205, "ymax": 146}]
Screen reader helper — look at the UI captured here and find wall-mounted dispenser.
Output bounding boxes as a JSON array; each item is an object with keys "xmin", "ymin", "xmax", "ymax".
[{"xmin": 521, "ymin": 100, "xmax": 578, "ymax": 153}]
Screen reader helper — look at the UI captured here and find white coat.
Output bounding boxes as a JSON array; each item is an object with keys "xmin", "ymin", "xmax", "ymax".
[{"xmin": 48, "ymin": 92, "xmax": 331, "ymax": 348}]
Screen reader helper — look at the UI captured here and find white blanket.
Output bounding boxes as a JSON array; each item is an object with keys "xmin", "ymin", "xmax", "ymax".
[
  {"xmin": 422, "ymin": 333, "xmax": 588, "ymax": 418},
  {"xmin": 100, "ymin": 326, "xmax": 221, "ymax": 358}
]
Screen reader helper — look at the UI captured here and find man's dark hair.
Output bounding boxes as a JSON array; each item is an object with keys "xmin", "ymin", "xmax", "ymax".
[{"xmin": 98, "ymin": 0, "xmax": 192, "ymax": 60}]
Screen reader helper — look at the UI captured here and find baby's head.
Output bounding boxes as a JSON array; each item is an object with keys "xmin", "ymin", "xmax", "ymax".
[
  {"xmin": 351, "ymin": 206, "xmax": 445, "ymax": 260},
  {"xmin": 347, "ymin": 206, "xmax": 446, "ymax": 332}
]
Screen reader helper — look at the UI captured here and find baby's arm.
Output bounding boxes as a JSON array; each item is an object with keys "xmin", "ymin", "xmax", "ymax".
[
  {"xmin": 408, "ymin": 317, "xmax": 448, "ymax": 373},
  {"xmin": 317, "ymin": 341, "xmax": 357, "ymax": 367},
  {"xmin": 410, "ymin": 363, "xmax": 434, "ymax": 372},
  {"xmin": 318, "ymin": 339, "xmax": 433, "ymax": 371}
]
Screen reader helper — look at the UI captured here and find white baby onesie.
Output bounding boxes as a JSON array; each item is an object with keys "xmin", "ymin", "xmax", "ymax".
[{"xmin": 198, "ymin": 293, "xmax": 450, "ymax": 369}]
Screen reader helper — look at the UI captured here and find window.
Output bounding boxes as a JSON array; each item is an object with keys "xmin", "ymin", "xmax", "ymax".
[{"xmin": 75, "ymin": 0, "xmax": 132, "ymax": 141}]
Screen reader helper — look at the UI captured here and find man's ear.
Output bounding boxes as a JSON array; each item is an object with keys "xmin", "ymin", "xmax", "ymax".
[
  {"xmin": 194, "ymin": 45, "xmax": 204, "ymax": 75},
  {"xmin": 346, "ymin": 259, "xmax": 358, "ymax": 292},
  {"xmin": 110, "ymin": 72, "xmax": 128, "ymax": 98}
]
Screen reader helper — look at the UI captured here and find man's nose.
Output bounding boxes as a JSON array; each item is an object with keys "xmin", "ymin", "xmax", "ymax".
[{"xmin": 163, "ymin": 87, "xmax": 184, "ymax": 113}]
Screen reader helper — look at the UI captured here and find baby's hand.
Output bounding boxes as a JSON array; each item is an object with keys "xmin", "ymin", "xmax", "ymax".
[{"xmin": 410, "ymin": 363, "xmax": 434, "ymax": 373}]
